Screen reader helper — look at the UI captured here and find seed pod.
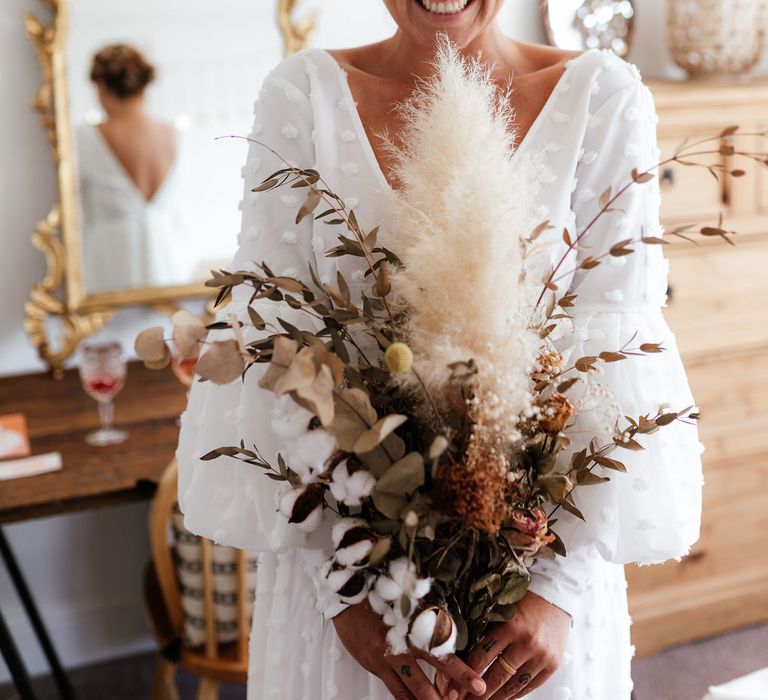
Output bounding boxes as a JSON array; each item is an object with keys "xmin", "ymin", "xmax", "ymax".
[
  {"xmin": 277, "ymin": 484, "xmax": 324, "ymax": 532},
  {"xmin": 408, "ymin": 605, "xmax": 457, "ymax": 658}
]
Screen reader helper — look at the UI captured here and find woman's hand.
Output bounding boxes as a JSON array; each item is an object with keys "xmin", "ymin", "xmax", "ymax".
[
  {"xmin": 333, "ymin": 600, "xmax": 488, "ymax": 700},
  {"xmin": 448, "ymin": 592, "xmax": 571, "ymax": 700}
]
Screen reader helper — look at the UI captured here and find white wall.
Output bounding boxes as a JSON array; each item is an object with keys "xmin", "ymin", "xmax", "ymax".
[{"xmin": 1, "ymin": 0, "xmax": 766, "ymax": 684}]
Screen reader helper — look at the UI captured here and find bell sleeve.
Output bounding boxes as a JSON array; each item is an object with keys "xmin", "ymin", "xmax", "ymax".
[
  {"xmin": 527, "ymin": 68, "xmax": 704, "ymax": 616},
  {"xmin": 176, "ymin": 54, "xmax": 331, "ymax": 556}
]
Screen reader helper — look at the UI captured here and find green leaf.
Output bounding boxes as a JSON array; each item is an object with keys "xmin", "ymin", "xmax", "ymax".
[
  {"xmin": 353, "ymin": 414, "xmax": 408, "ymax": 455},
  {"xmin": 371, "ymin": 491, "xmax": 407, "ymax": 519},
  {"xmin": 375, "ymin": 452, "xmax": 425, "ymax": 494},
  {"xmin": 496, "ymin": 575, "xmax": 530, "ymax": 605}
]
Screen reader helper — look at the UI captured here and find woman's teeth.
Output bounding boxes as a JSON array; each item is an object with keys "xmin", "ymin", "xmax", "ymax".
[{"xmin": 420, "ymin": 0, "xmax": 471, "ymax": 15}]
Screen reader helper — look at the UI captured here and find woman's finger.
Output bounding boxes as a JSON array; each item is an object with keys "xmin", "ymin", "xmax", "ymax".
[
  {"xmin": 379, "ymin": 668, "xmax": 417, "ymax": 700},
  {"xmin": 510, "ymin": 663, "xmax": 556, "ymax": 698},
  {"xmin": 412, "ymin": 648, "xmax": 487, "ymax": 697},
  {"xmin": 465, "ymin": 628, "xmax": 507, "ymax": 674},
  {"xmin": 490, "ymin": 660, "xmax": 544, "ymax": 700},
  {"xmin": 390, "ymin": 653, "xmax": 443, "ymax": 700},
  {"xmin": 477, "ymin": 646, "xmax": 532, "ymax": 700},
  {"xmin": 448, "ymin": 628, "xmax": 508, "ymax": 699}
]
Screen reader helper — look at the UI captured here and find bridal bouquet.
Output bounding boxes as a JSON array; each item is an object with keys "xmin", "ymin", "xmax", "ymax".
[{"xmin": 137, "ymin": 45, "xmax": 759, "ymax": 655}]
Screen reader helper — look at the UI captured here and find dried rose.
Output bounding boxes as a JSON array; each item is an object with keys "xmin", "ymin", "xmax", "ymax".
[
  {"xmin": 505, "ymin": 507, "xmax": 555, "ymax": 555},
  {"xmin": 539, "ymin": 394, "xmax": 575, "ymax": 433}
]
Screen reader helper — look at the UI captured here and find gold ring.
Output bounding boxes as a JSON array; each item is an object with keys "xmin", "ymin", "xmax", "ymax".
[{"xmin": 497, "ymin": 655, "xmax": 517, "ymax": 677}]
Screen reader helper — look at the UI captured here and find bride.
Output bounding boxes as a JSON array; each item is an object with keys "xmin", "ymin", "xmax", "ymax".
[{"xmin": 177, "ymin": 1, "xmax": 703, "ymax": 698}]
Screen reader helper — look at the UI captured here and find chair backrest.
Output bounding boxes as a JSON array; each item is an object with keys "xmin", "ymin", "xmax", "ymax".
[{"xmin": 149, "ymin": 460, "xmax": 252, "ymax": 671}]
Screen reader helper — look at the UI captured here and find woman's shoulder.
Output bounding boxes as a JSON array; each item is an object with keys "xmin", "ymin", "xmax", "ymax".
[
  {"xmin": 260, "ymin": 49, "xmax": 325, "ymax": 101},
  {"xmin": 565, "ymin": 48, "xmax": 649, "ymax": 109}
]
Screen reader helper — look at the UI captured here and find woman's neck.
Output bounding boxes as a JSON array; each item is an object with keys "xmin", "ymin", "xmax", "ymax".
[{"xmin": 374, "ymin": 25, "xmax": 517, "ymax": 84}]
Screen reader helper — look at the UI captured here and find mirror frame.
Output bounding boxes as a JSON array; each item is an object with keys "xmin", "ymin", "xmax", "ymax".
[{"xmin": 23, "ymin": 0, "xmax": 318, "ymax": 376}]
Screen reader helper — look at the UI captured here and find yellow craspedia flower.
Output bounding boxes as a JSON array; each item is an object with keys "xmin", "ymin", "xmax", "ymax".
[{"xmin": 385, "ymin": 342, "xmax": 413, "ymax": 375}]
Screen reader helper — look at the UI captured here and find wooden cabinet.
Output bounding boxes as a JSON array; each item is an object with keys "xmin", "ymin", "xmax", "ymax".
[{"xmin": 626, "ymin": 79, "xmax": 768, "ymax": 657}]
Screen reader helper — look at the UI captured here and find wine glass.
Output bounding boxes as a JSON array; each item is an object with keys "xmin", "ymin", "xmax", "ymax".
[
  {"xmin": 170, "ymin": 347, "xmax": 198, "ymax": 426},
  {"xmin": 78, "ymin": 341, "xmax": 128, "ymax": 446},
  {"xmin": 170, "ymin": 352, "xmax": 198, "ymax": 389}
]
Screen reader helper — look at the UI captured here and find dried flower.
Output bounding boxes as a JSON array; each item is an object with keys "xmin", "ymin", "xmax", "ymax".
[
  {"xmin": 409, "ymin": 605, "xmax": 457, "ymax": 657},
  {"xmin": 536, "ymin": 351, "xmax": 565, "ymax": 379},
  {"xmin": 433, "ymin": 434, "xmax": 510, "ymax": 535},
  {"xmin": 277, "ymin": 484, "xmax": 323, "ymax": 532},
  {"xmin": 384, "ymin": 342, "xmax": 414, "ymax": 375},
  {"xmin": 332, "ymin": 518, "xmax": 376, "ymax": 568},
  {"xmin": 504, "ymin": 508, "xmax": 555, "ymax": 555},
  {"xmin": 319, "ymin": 559, "xmax": 368, "ymax": 604},
  {"xmin": 539, "ymin": 394, "xmax": 575, "ymax": 433},
  {"xmin": 286, "ymin": 429, "xmax": 337, "ymax": 483},
  {"xmin": 375, "ymin": 557, "xmax": 431, "ymax": 603},
  {"xmin": 270, "ymin": 396, "xmax": 314, "ymax": 440},
  {"xmin": 330, "ymin": 460, "xmax": 376, "ymax": 507},
  {"xmin": 380, "ymin": 40, "xmax": 542, "ymax": 432}
]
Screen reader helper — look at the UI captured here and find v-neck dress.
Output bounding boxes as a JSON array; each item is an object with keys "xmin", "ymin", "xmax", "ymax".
[{"xmin": 176, "ymin": 47, "xmax": 704, "ymax": 700}]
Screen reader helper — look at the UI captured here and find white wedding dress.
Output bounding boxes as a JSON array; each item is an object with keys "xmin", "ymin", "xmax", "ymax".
[
  {"xmin": 76, "ymin": 124, "xmax": 193, "ymax": 293},
  {"xmin": 176, "ymin": 47, "xmax": 703, "ymax": 700}
]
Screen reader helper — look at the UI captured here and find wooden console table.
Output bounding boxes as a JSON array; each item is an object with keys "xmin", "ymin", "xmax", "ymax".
[
  {"xmin": 0, "ymin": 361, "xmax": 187, "ymax": 523},
  {"xmin": 0, "ymin": 361, "xmax": 187, "ymax": 699}
]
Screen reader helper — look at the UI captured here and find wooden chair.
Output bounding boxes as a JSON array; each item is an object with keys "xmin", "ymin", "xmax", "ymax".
[{"xmin": 144, "ymin": 460, "xmax": 251, "ymax": 700}]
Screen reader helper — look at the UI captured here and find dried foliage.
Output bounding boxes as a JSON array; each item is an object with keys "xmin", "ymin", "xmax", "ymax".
[{"xmin": 137, "ymin": 44, "xmax": 767, "ymax": 656}]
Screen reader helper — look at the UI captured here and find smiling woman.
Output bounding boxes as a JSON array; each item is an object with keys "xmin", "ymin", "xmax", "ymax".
[{"xmin": 175, "ymin": 2, "xmax": 703, "ymax": 699}]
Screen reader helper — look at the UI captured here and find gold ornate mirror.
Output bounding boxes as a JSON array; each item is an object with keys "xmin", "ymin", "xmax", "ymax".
[{"xmin": 24, "ymin": 0, "xmax": 318, "ymax": 376}]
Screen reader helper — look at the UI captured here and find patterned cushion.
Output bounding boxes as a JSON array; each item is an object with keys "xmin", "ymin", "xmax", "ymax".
[{"xmin": 171, "ymin": 507, "xmax": 258, "ymax": 648}]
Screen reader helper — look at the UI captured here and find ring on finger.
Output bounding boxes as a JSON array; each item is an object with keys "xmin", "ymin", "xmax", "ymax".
[{"xmin": 497, "ymin": 655, "xmax": 518, "ymax": 677}]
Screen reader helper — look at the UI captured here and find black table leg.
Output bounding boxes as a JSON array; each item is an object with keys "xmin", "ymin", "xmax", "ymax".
[
  {"xmin": 0, "ymin": 604, "xmax": 37, "ymax": 700},
  {"xmin": 0, "ymin": 527, "xmax": 76, "ymax": 699}
]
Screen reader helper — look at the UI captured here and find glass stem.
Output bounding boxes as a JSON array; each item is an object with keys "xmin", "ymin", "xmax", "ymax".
[{"xmin": 98, "ymin": 400, "xmax": 114, "ymax": 432}]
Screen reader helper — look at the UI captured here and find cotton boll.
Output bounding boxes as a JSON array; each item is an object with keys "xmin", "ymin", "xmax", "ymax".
[
  {"xmin": 408, "ymin": 606, "xmax": 457, "ymax": 658},
  {"xmin": 375, "ymin": 571, "xmax": 404, "ymax": 602},
  {"xmin": 331, "ymin": 518, "xmax": 368, "ymax": 548},
  {"xmin": 429, "ymin": 624, "xmax": 458, "ymax": 658},
  {"xmin": 286, "ymin": 429, "xmax": 337, "ymax": 483},
  {"xmin": 335, "ymin": 539, "xmax": 374, "ymax": 568},
  {"xmin": 277, "ymin": 484, "xmax": 324, "ymax": 532},
  {"xmin": 385, "ymin": 621, "xmax": 409, "ymax": 656},
  {"xmin": 368, "ymin": 589, "xmax": 390, "ymax": 616},
  {"xmin": 375, "ymin": 557, "xmax": 432, "ymax": 603},
  {"xmin": 270, "ymin": 397, "xmax": 313, "ymax": 441},
  {"xmin": 332, "ymin": 518, "xmax": 376, "ymax": 568},
  {"xmin": 319, "ymin": 559, "xmax": 368, "ymax": 604},
  {"xmin": 330, "ymin": 461, "xmax": 376, "ymax": 506}
]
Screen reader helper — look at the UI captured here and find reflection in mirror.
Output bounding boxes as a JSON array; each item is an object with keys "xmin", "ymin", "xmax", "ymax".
[
  {"xmin": 543, "ymin": 0, "xmax": 635, "ymax": 57},
  {"xmin": 67, "ymin": 0, "xmax": 285, "ymax": 296}
]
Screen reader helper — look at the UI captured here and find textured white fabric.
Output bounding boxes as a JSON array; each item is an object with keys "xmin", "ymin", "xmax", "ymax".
[
  {"xmin": 176, "ymin": 47, "xmax": 703, "ymax": 700},
  {"xmin": 76, "ymin": 124, "xmax": 194, "ymax": 292}
]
